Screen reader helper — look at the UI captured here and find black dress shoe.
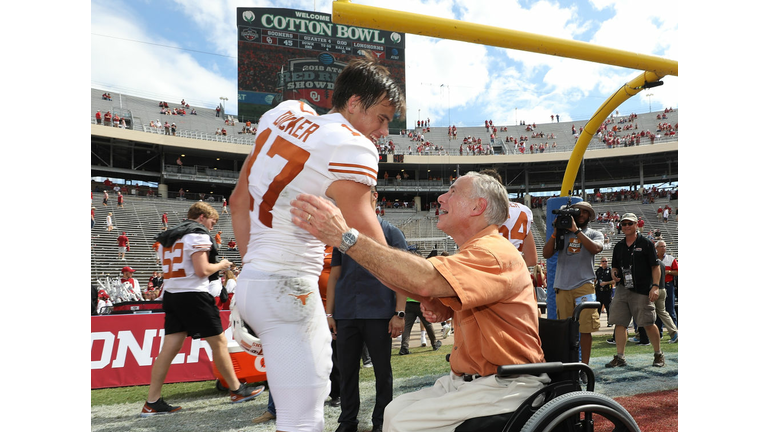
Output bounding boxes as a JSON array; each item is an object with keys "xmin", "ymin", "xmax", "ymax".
[
  {"xmin": 328, "ymin": 396, "xmax": 341, "ymax": 407},
  {"xmin": 334, "ymin": 423, "xmax": 358, "ymax": 432},
  {"xmin": 370, "ymin": 425, "xmax": 383, "ymax": 432}
]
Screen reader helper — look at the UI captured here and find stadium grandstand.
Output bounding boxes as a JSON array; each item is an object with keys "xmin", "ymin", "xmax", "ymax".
[{"xmin": 91, "ymin": 87, "xmax": 677, "ymax": 288}]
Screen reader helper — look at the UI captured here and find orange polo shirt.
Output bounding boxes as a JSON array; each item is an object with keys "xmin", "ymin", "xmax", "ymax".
[{"xmin": 429, "ymin": 226, "xmax": 544, "ymax": 377}]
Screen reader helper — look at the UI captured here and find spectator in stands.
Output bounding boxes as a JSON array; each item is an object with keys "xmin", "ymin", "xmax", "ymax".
[
  {"xmin": 224, "ymin": 269, "xmax": 237, "ymax": 295},
  {"xmin": 179, "ymin": 188, "xmax": 185, "ymax": 198},
  {"xmin": 216, "ymin": 105, "xmax": 221, "ymax": 117},
  {"xmin": 117, "ymin": 192, "xmax": 124, "ymax": 208},
  {"xmin": 97, "ymin": 290, "xmax": 113, "ymax": 314},
  {"xmin": 161, "ymin": 212, "xmax": 168, "ymax": 231},
  {"xmin": 227, "ymin": 238, "xmax": 237, "ymax": 250},
  {"xmin": 120, "ymin": 266, "xmax": 142, "ymax": 299},
  {"xmin": 91, "ymin": 207, "xmax": 96, "ymax": 229},
  {"xmin": 104, "ymin": 111, "xmax": 112, "ymax": 126},
  {"xmin": 106, "ymin": 212, "xmax": 114, "ymax": 232},
  {"xmin": 152, "ymin": 240, "xmax": 162, "ymax": 264},
  {"xmin": 117, "ymin": 231, "xmax": 130, "ymax": 260},
  {"xmin": 222, "ymin": 198, "xmax": 228, "ymax": 214},
  {"xmin": 164, "ymin": 122, "xmax": 171, "ymax": 135},
  {"xmin": 171, "ymin": 123, "xmax": 176, "ymax": 136},
  {"xmin": 215, "ymin": 230, "xmax": 223, "ymax": 250},
  {"xmin": 95, "ymin": 110, "xmax": 102, "ymax": 125},
  {"xmin": 148, "ymin": 271, "xmax": 164, "ymax": 296}
]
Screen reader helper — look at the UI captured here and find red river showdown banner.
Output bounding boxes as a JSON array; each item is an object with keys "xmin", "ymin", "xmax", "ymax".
[{"xmin": 91, "ymin": 311, "xmax": 258, "ymax": 389}]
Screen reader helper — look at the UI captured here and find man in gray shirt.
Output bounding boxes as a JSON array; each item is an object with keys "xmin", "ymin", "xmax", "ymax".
[{"xmin": 542, "ymin": 200, "xmax": 603, "ymax": 367}]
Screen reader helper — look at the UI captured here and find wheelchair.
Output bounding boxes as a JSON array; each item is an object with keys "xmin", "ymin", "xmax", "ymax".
[{"xmin": 453, "ymin": 301, "xmax": 640, "ymax": 432}]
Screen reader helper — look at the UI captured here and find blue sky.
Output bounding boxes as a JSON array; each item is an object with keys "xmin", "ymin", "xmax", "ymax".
[{"xmin": 91, "ymin": 0, "xmax": 678, "ymax": 127}]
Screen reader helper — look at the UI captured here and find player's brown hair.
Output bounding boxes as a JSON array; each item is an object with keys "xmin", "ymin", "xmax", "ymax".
[
  {"xmin": 479, "ymin": 168, "xmax": 503, "ymax": 184},
  {"xmin": 332, "ymin": 51, "xmax": 405, "ymax": 117},
  {"xmin": 187, "ymin": 201, "xmax": 219, "ymax": 221}
]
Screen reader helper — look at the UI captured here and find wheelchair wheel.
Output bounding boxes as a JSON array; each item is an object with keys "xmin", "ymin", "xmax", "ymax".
[{"xmin": 520, "ymin": 391, "xmax": 640, "ymax": 432}]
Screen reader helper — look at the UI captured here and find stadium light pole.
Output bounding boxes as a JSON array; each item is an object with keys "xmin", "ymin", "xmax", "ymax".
[
  {"xmin": 646, "ymin": 93, "xmax": 653, "ymax": 113},
  {"xmin": 220, "ymin": 96, "xmax": 228, "ymax": 116},
  {"xmin": 440, "ymin": 84, "xmax": 450, "ymax": 127}
]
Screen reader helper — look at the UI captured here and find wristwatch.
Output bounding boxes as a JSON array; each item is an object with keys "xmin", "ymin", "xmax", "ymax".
[
  {"xmin": 338, "ymin": 228, "xmax": 359, "ymax": 254},
  {"xmin": 651, "ymin": 283, "xmax": 660, "ymax": 288},
  {"xmin": 395, "ymin": 311, "xmax": 405, "ymax": 318}
]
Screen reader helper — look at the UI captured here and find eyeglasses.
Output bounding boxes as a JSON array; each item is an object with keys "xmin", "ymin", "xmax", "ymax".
[{"xmin": 621, "ymin": 222, "xmax": 635, "ymax": 226}]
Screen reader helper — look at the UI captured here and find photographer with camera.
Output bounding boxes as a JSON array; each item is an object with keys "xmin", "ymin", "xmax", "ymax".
[{"xmin": 542, "ymin": 200, "xmax": 603, "ymax": 370}]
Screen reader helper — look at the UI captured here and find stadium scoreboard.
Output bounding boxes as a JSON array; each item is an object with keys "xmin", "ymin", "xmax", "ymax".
[{"xmin": 237, "ymin": 7, "xmax": 406, "ymax": 128}]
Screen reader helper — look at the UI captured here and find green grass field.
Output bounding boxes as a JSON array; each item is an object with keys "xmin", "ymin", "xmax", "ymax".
[{"xmin": 91, "ymin": 334, "xmax": 677, "ymax": 406}]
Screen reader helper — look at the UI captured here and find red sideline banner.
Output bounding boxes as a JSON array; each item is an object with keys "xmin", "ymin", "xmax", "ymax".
[{"xmin": 91, "ymin": 311, "xmax": 231, "ymax": 389}]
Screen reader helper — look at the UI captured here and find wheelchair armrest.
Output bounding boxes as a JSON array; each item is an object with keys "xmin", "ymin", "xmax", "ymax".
[
  {"xmin": 497, "ymin": 361, "xmax": 595, "ymax": 391},
  {"xmin": 572, "ymin": 301, "xmax": 600, "ymax": 321}
]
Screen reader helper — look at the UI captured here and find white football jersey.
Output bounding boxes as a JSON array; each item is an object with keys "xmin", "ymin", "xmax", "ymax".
[
  {"xmin": 498, "ymin": 202, "xmax": 533, "ymax": 251},
  {"xmin": 243, "ymin": 100, "xmax": 378, "ymax": 277},
  {"xmin": 160, "ymin": 232, "xmax": 212, "ymax": 294}
]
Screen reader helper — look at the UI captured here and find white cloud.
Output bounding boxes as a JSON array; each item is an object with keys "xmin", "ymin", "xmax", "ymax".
[
  {"xmin": 91, "ymin": 0, "xmax": 677, "ymax": 121},
  {"xmin": 91, "ymin": 1, "xmax": 237, "ymax": 108}
]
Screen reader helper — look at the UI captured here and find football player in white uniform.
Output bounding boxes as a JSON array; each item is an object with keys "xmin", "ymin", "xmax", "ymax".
[
  {"xmin": 141, "ymin": 202, "xmax": 263, "ymax": 417},
  {"xmin": 480, "ymin": 169, "xmax": 538, "ymax": 267},
  {"xmin": 230, "ymin": 55, "xmax": 405, "ymax": 432}
]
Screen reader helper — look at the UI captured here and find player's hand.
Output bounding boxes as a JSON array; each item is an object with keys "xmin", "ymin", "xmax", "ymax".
[
  {"xmin": 219, "ymin": 258, "xmax": 232, "ymax": 270},
  {"xmin": 290, "ymin": 194, "xmax": 350, "ymax": 247},
  {"xmin": 420, "ymin": 299, "xmax": 452, "ymax": 323}
]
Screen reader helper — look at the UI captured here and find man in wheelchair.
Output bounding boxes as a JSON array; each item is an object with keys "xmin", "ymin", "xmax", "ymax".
[{"xmin": 292, "ymin": 172, "xmax": 550, "ymax": 431}]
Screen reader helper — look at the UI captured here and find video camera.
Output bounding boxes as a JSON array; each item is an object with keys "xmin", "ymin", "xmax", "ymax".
[{"xmin": 551, "ymin": 194, "xmax": 581, "ymax": 250}]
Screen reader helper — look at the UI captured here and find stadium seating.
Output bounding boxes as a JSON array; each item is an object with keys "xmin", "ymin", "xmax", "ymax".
[
  {"xmin": 92, "ymin": 87, "xmax": 677, "ymax": 156},
  {"xmin": 91, "ymin": 88, "xmax": 255, "ymax": 146},
  {"xmin": 384, "ymin": 110, "xmax": 678, "ymax": 156},
  {"xmin": 91, "ymin": 190, "xmax": 677, "ymax": 291}
]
